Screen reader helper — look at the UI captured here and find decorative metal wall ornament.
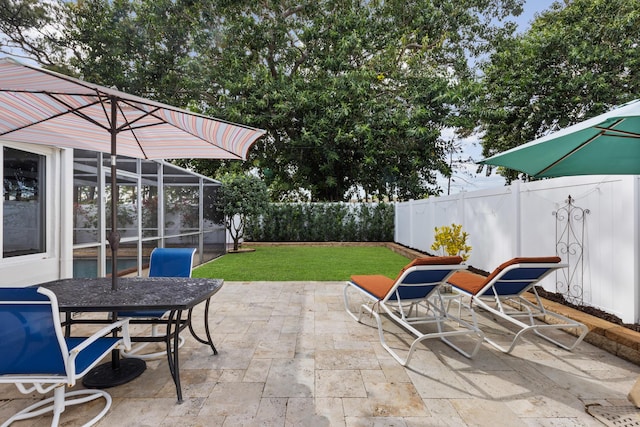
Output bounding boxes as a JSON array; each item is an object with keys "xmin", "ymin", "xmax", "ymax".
[{"xmin": 553, "ymin": 195, "xmax": 590, "ymax": 305}]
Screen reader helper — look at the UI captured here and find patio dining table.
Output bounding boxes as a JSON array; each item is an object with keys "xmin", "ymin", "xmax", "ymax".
[{"xmin": 37, "ymin": 277, "xmax": 224, "ymax": 403}]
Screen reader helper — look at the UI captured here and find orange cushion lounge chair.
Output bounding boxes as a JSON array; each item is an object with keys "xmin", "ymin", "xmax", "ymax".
[
  {"xmin": 344, "ymin": 256, "xmax": 484, "ymax": 366},
  {"xmin": 447, "ymin": 257, "xmax": 588, "ymax": 354}
]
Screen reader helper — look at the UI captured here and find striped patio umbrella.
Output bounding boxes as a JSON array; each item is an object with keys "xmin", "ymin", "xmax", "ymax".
[{"xmin": 0, "ymin": 57, "xmax": 266, "ymax": 290}]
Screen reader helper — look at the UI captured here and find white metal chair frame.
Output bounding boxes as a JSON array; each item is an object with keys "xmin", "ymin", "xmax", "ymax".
[
  {"xmin": 0, "ymin": 287, "xmax": 131, "ymax": 427},
  {"xmin": 344, "ymin": 263, "xmax": 484, "ymax": 366},
  {"xmin": 449, "ymin": 261, "xmax": 589, "ymax": 354}
]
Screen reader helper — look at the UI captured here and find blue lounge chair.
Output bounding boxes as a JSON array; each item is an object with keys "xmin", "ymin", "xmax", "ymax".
[
  {"xmin": 344, "ymin": 256, "xmax": 484, "ymax": 366},
  {"xmin": 447, "ymin": 257, "xmax": 588, "ymax": 353}
]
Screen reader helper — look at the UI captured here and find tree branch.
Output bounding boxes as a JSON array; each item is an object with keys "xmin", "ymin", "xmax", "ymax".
[{"xmin": 282, "ymin": 5, "xmax": 305, "ymax": 19}]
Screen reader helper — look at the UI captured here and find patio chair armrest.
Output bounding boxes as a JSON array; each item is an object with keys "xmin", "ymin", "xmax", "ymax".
[{"xmin": 69, "ymin": 318, "xmax": 132, "ymax": 355}]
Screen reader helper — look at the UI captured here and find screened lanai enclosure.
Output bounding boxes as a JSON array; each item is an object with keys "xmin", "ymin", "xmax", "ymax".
[{"xmin": 72, "ymin": 149, "xmax": 225, "ymax": 278}]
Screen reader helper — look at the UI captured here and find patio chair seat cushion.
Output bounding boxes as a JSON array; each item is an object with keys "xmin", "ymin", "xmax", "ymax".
[
  {"xmin": 447, "ymin": 271, "xmax": 487, "ymax": 295},
  {"xmin": 349, "ymin": 275, "xmax": 394, "ymax": 300}
]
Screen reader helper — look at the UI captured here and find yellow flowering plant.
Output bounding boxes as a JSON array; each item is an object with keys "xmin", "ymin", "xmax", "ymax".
[{"xmin": 430, "ymin": 223, "xmax": 471, "ymax": 261}]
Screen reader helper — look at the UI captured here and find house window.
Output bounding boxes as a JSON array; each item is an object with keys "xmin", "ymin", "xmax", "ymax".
[{"xmin": 3, "ymin": 147, "xmax": 46, "ymax": 257}]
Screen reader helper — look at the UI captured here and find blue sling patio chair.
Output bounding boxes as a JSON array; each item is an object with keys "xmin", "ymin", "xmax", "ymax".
[
  {"xmin": 0, "ymin": 287, "xmax": 131, "ymax": 427},
  {"xmin": 344, "ymin": 256, "xmax": 484, "ymax": 366},
  {"xmin": 447, "ymin": 256, "xmax": 589, "ymax": 354},
  {"xmin": 118, "ymin": 247, "xmax": 197, "ymax": 360}
]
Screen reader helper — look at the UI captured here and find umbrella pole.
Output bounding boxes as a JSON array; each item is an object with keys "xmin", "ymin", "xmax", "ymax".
[
  {"xmin": 84, "ymin": 96, "xmax": 147, "ymax": 389},
  {"xmin": 107, "ymin": 99, "xmax": 120, "ymax": 291}
]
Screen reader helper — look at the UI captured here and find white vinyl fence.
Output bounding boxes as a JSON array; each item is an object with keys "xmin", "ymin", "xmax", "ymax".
[{"xmin": 395, "ymin": 175, "xmax": 640, "ymax": 323}]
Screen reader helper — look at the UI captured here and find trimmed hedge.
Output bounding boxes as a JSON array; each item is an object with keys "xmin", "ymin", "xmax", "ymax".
[{"xmin": 245, "ymin": 202, "xmax": 394, "ymax": 242}]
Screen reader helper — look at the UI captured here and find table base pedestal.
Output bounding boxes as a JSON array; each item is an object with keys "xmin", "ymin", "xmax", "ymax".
[{"xmin": 83, "ymin": 358, "xmax": 146, "ymax": 388}]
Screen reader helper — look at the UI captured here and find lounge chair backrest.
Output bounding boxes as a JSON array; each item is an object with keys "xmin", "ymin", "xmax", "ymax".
[
  {"xmin": 0, "ymin": 287, "xmax": 67, "ymax": 375},
  {"xmin": 479, "ymin": 256, "xmax": 561, "ymax": 297},
  {"xmin": 149, "ymin": 247, "xmax": 196, "ymax": 278},
  {"xmin": 388, "ymin": 256, "xmax": 463, "ymax": 302},
  {"xmin": 394, "ymin": 256, "xmax": 462, "ymax": 281},
  {"xmin": 484, "ymin": 256, "xmax": 560, "ymax": 283}
]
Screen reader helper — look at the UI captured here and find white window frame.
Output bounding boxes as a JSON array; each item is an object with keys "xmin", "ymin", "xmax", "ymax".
[{"xmin": 1, "ymin": 141, "xmax": 57, "ymax": 264}]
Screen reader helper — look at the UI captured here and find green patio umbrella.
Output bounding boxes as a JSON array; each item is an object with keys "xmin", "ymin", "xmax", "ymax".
[{"xmin": 480, "ymin": 99, "xmax": 640, "ymax": 178}]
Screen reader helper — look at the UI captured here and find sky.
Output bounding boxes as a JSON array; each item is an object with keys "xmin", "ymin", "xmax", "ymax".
[
  {"xmin": 518, "ymin": 0, "xmax": 558, "ymax": 31},
  {"xmin": 442, "ymin": 0, "xmax": 558, "ymax": 195}
]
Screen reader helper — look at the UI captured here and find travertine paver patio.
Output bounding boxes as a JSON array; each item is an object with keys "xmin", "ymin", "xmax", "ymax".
[{"xmin": 1, "ymin": 281, "xmax": 638, "ymax": 426}]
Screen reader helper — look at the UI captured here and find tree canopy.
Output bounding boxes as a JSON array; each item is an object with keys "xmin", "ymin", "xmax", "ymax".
[
  {"xmin": 476, "ymin": 0, "xmax": 640, "ymax": 182},
  {"xmin": 189, "ymin": 1, "xmax": 523, "ymax": 201},
  {"xmin": 0, "ymin": 0, "xmax": 525, "ymax": 200}
]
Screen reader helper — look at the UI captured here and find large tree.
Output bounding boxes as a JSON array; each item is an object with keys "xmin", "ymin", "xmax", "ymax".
[
  {"xmin": 477, "ymin": 0, "xmax": 640, "ymax": 182},
  {"xmin": 1, "ymin": 0, "xmax": 525, "ymax": 200},
  {"xmin": 188, "ymin": 0, "xmax": 525, "ymax": 201}
]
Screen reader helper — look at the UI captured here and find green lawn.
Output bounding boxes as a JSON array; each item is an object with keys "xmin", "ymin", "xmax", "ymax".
[{"xmin": 192, "ymin": 245, "xmax": 411, "ymax": 281}]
